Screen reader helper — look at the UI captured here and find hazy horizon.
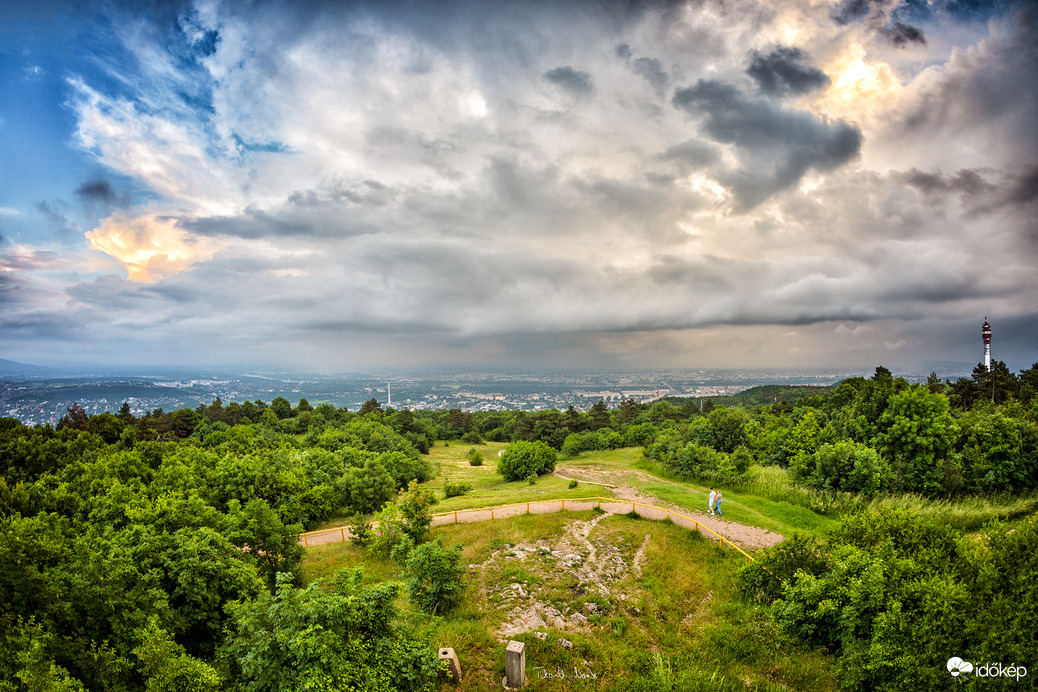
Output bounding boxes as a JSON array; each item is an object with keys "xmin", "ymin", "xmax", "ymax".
[{"xmin": 2, "ymin": 0, "xmax": 1035, "ymax": 373}]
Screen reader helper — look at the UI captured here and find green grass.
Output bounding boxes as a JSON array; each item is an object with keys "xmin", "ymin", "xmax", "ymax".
[{"xmin": 426, "ymin": 441, "xmax": 613, "ymax": 513}]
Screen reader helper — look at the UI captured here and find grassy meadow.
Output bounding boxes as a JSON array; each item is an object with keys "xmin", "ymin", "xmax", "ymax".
[{"xmin": 302, "ymin": 441, "xmax": 1036, "ymax": 690}]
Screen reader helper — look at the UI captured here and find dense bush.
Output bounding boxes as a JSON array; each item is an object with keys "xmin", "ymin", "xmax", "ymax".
[
  {"xmin": 443, "ymin": 479, "xmax": 472, "ymax": 498},
  {"xmin": 221, "ymin": 572, "xmax": 438, "ymax": 692},
  {"xmin": 405, "ymin": 537, "xmax": 466, "ymax": 615},
  {"xmin": 497, "ymin": 440, "xmax": 557, "ymax": 481},
  {"xmin": 748, "ymin": 510, "xmax": 1038, "ymax": 691}
]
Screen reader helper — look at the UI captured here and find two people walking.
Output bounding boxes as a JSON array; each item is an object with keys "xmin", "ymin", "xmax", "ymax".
[{"xmin": 707, "ymin": 487, "xmax": 723, "ymax": 516}]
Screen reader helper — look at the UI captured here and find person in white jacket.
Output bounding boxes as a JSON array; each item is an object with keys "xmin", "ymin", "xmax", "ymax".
[{"xmin": 707, "ymin": 488, "xmax": 717, "ymax": 515}]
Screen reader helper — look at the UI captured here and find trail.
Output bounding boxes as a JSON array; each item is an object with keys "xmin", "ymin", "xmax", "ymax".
[{"xmin": 553, "ymin": 463, "xmax": 783, "ymax": 550}]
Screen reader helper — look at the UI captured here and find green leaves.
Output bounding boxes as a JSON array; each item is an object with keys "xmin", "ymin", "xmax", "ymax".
[
  {"xmin": 405, "ymin": 537, "xmax": 466, "ymax": 616},
  {"xmin": 496, "ymin": 440, "xmax": 557, "ymax": 481},
  {"xmin": 220, "ymin": 572, "xmax": 437, "ymax": 692}
]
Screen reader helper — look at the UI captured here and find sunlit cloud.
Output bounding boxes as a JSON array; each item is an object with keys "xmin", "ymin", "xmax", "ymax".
[{"xmin": 86, "ymin": 214, "xmax": 224, "ymax": 282}]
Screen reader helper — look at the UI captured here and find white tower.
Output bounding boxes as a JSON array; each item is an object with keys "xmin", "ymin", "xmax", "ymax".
[
  {"xmin": 387, "ymin": 381, "xmax": 392, "ymax": 407},
  {"xmin": 982, "ymin": 318, "xmax": 992, "ymax": 370}
]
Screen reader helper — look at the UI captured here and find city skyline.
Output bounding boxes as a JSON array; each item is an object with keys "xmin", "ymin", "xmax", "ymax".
[{"xmin": 2, "ymin": 0, "xmax": 1036, "ymax": 373}]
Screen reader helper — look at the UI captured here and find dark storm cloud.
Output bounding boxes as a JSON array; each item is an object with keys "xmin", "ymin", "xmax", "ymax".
[
  {"xmin": 880, "ymin": 21, "xmax": 926, "ymax": 47},
  {"xmin": 1005, "ymin": 165, "xmax": 1038, "ymax": 205},
  {"xmin": 672, "ymin": 80, "xmax": 862, "ymax": 208},
  {"xmin": 74, "ymin": 177, "xmax": 128, "ymax": 207},
  {"xmin": 900, "ymin": 6, "xmax": 1038, "ymax": 149},
  {"xmin": 746, "ymin": 47, "xmax": 831, "ymax": 97},
  {"xmin": 76, "ymin": 179, "xmax": 117, "ymax": 204},
  {"xmin": 830, "ymin": 0, "xmax": 875, "ymax": 24},
  {"xmin": 543, "ymin": 66, "xmax": 594, "ymax": 96},
  {"xmin": 903, "ymin": 168, "xmax": 994, "ymax": 196}
]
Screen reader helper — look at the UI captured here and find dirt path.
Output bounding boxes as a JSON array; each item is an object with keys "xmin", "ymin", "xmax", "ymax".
[
  {"xmin": 302, "ymin": 465, "xmax": 783, "ymax": 551},
  {"xmin": 554, "ymin": 463, "xmax": 783, "ymax": 550}
]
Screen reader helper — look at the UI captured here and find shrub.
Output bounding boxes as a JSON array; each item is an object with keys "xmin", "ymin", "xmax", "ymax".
[
  {"xmin": 461, "ymin": 431, "xmax": 484, "ymax": 444},
  {"xmin": 369, "ymin": 501, "xmax": 408, "ymax": 559},
  {"xmin": 467, "ymin": 448, "xmax": 483, "ymax": 466},
  {"xmin": 338, "ymin": 459, "xmax": 395, "ymax": 515},
  {"xmin": 443, "ymin": 479, "xmax": 472, "ymax": 498},
  {"xmin": 568, "ymin": 480, "xmax": 578, "ymax": 489},
  {"xmin": 498, "ymin": 440, "xmax": 557, "ymax": 481},
  {"xmin": 399, "ymin": 480, "xmax": 437, "ymax": 543},
  {"xmin": 348, "ymin": 518, "xmax": 373, "ymax": 547},
  {"xmin": 405, "ymin": 536, "xmax": 466, "ymax": 615}
]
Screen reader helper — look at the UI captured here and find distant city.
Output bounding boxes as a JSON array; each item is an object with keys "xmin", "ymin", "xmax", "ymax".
[{"xmin": 0, "ymin": 360, "xmax": 974, "ymax": 426}]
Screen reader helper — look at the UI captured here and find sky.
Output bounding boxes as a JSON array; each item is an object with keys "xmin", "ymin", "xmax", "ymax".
[{"xmin": 1, "ymin": 0, "xmax": 1035, "ymax": 375}]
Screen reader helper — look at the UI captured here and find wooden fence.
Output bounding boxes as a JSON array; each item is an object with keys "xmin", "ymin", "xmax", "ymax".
[{"xmin": 296, "ymin": 496, "xmax": 756, "ymax": 565}]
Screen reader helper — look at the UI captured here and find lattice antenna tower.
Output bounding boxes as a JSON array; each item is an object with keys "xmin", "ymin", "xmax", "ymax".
[{"xmin": 982, "ymin": 318, "xmax": 992, "ymax": 371}]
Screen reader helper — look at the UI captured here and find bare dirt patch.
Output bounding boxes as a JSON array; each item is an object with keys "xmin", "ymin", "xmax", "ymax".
[{"xmin": 482, "ymin": 513, "xmax": 635, "ymax": 642}]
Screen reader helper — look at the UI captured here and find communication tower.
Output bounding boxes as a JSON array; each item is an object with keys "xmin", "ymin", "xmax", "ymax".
[{"xmin": 982, "ymin": 318, "xmax": 992, "ymax": 371}]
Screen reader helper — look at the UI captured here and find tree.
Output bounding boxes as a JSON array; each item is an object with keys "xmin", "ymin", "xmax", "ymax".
[
  {"xmin": 223, "ymin": 498, "xmax": 304, "ymax": 590},
  {"xmin": 398, "ymin": 480, "xmax": 437, "ymax": 544},
  {"xmin": 708, "ymin": 405, "xmax": 750, "ymax": 454},
  {"xmin": 875, "ymin": 386, "xmax": 958, "ymax": 494},
  {"xmin": 405, "ymin": 537, "xmax": 466, "ymax": 615},
  {"xmin": 589, "ymin": 400, "xmax": 611, "ymax": 430},
  {"xmin": 270, "ymin": 397, "xmax": 292, "ymax": 420},
  {"xmin": 360, "ymin": 398, "xmax": 383, "ymax": 416},
  {"xmin": 618, "ymin": 397, "xmax": 639, "ymax": 426},
  {"xmin": 117, "ymin": 402, "xmax": 135, "ymax": 423},
  {"xmin": 970, "ymin": 361, "xmax": 1019, "ymax": 405},
  {"xmin": 220, "ymin": 572, "xmax": 437, "ymax": 692},
  {"xmin": 87, "ymin": 412, "xmax": 123, "ymax": 444},
  {"xmin": 58, "ymin": 404, "xmax": 89, "ymax": 431},
  {"xmin": 497, "ymin": 440, "xmax": 557, "ymax": 481},
  {"xmin": 338, "ymin": 459, "xmax": 395, "ymax": 515}
]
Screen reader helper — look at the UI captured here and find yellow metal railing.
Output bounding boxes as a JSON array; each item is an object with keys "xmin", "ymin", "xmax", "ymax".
[{"xmin": 297, "ymin": 496, "xmax": 757, "ymax": 564}]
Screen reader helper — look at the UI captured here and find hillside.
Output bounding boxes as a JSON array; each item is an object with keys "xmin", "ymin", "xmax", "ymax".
[{"xmin": 663, "ymin": 383, "xmax": 835, "ymax": 408}]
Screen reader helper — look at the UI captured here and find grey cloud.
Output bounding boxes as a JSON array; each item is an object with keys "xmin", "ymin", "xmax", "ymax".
[
  {"xmin": 899, "ymin": 9, "xmax": 1038, "ymax": 158},
  {"xmin": 186, "ymin": 179, "xmax": 397, "ymax": 239},
  {"xmin": 543, "ymin": 66, "xmax": 594, "ymax": 96},
  {"xmin": 830, "ymin": 0, "xmax": 874, "ymax": 25},
  {"xmin": 672, "ymin": 79, "xmax": 862, "ymax": 208},
  {"xmin": 903, "ymin": 168, "xmax": 995, "ymax": 196},
  {"xmin": 75, "ymin": 178, "xmax": 119, "ymax": 205},
  {"xmin": 632, "ymin": 57, "xmax": 669, "ymax": 92},
  {"xmin": 830, "ymin": 0, "xmax": 900, "ymax": 27},
  {"xmin": 34, "ymin": 201, "xmax": 78, "ymax": 235},
  {"xmin": 658, "ymin": 139, "xmax": 722, "ymax": 171},
  {"xmin": 615, "ymin": 42, "xmax": 632, "ymax": 60},
  {"xmin": 746, "ymin": 47, "xmax": 831, "ymax": 97},
  {"xmin": 879, "ymin": 22, "xmax": 926, "ymax": 47},
  {"xmin": 1006, "ymin": 165, "xmax": 1038, "ymax": 205}
]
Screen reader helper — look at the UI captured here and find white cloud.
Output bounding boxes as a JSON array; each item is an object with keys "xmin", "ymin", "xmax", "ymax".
[{"xmin": 6, "ymin": 0, "xmax": 1034, "ymax": 371}]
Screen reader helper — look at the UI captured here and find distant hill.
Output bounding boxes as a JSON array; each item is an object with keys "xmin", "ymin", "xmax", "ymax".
[
  {"xmin": 0, "ymin": 358, "xmax": 59, "ymax": 378},
  {"xmin": 663, "ymin": 383, "xmax": 836, "ymax": 408}
]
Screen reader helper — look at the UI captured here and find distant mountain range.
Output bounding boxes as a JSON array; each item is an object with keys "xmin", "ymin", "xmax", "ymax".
[{"xmin": 0, "ymin": 358, "xmax": 61, "ymax": 378}]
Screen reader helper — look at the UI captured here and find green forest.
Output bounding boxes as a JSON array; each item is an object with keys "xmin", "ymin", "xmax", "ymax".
[{"xmin": 1, "ymin": 362, "xmax": 1036, "ymax": 691}]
